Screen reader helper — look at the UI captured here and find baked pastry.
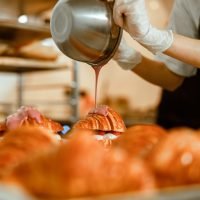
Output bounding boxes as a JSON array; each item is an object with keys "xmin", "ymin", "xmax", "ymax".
[
  {"xmin": 73, "ymin": 105, "xmax": 126, "ymax": 134},
  {"xmin": 147, "ymin": 128, "xmax": 200, "ymax": 188},
  {"xmin": 113, "ymin": 124, "xmax": 167, "ymax": 158},
  {"xmin": 73, "ymin": 105, "xmax": 126, "ymax": 147},
  {"xmin": 7, "ymin": 129, "xmax": 155, "ymax": 198},
  {"xmin": 0, "ymin": 122, "xmax": 6, "ymax": 135},
  {"xmin": 1, "ymin": 106, "xmax": 63, "ymax": 134},
  {"xmin": 0, "ymin": 126, "xmax": 59, "ymax": 178}
]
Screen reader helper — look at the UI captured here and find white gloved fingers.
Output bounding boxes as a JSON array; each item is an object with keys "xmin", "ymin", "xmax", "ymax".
[
  {"xmin": 113, "ymin": 2, "xmax": 126, "ymax": 27},
  {"xmin": 112, "ymin": 0, "xmax": 173, "ymax": 54},
  {"xmin": 128, "ymin": 0, "xmax": 150, "ymax": 38},
  {"xmin": 113, "ymin": 0, "xmax": 150, "ymax": 38},
  {"xmin": 113, "ymin": 0, "xmax": 133, "ymax": 28}
]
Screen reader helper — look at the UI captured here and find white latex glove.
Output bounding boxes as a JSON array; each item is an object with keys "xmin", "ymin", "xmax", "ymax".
[
  {"xmin": 110, "ymin": 0, "xmax": 173, "ymax": 54},
  {"xmin": 113, "ymin": 37, "xmax": 142, "ymax": 70}
]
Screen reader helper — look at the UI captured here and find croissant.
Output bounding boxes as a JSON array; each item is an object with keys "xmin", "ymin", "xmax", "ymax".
[
  {"xmin": 1, "ymin": 106, "xmax": 63, "ymax": 134},
  {"xmin": 73, "ymin": 105, "xmax": 126, "ymax": 147},
  {"xmin": 73, "ymin": 105, "xmax": 126, "ymax": 134},
  {"xmin": 0, "ymin": 126, "xmax": 59, "ymax": 178},
  {"xmin": 22, "ymin": 115, "xmax": 63, "ymax": 133},
  {"xmin": 147, "ymin": 128, "xmax": 200, "ymax": 188},
  {"xmin": 7, "ymin": 129, "xmax": 156, "ymax": 198},
  {"xmin": 113, "ymin": 124, "xmax": 167, "ymax": 158},
  {"xmin": 0, "ymin": 122, "xmax": 6, "ymax": 134}
]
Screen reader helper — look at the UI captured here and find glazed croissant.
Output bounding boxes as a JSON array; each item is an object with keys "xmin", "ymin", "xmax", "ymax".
[
  {"xmin": 73, "ymin": 105, "xmax": 126, "ymax": 134},
  {"xmin": 21, "ymin": 115, "xmax": 63, "ymax": 133},
  {"xmin": 7, "ymin": 129, "xmax": 155, "ymax": 198},
  {"xmin": 0, "ymin": 106, "xmax": 63, "ymax": 134},
  {"xmin": 0, "ymin": 126, "xmax": 59, "ymax": 178}
]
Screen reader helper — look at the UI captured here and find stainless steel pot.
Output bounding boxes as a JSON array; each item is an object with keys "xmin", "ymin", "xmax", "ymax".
[{"xmin": 50, "ymin": 0, "xmax": 122, "ymax": 67}]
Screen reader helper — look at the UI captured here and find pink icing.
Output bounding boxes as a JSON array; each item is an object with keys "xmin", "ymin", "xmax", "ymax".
[
  {"xmin": 89, "ymin": 105, "xmax": 109, "ymax": 116},
  {"xmin": 6, "ymin": 106, "xmax": 42, "ymax": 130}
]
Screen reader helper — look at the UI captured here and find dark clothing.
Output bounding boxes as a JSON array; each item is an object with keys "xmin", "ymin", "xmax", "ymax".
[
  {"xmin": 157, "ymin": 69, "xmax": 200, "ymax": 129},
  {"xmin": 157, "ymin": 18, "xmax": 200, "ymax": 129}
]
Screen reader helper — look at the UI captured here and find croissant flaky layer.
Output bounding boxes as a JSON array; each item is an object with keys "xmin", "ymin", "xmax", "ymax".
[
  {"xmin": 22, "ymin": 115, "xmax": 63, "ymax": 133},
  {"xmin": 113, "ymin": 124, "xmax": 168, "ymax": 158},
  {"xmin": 147, "ymin": 128, "xmax": 200, "ymax": 187},
  {"xmin": 0, "ymin": 126, "xmax": 59, "ymax": 178},
  {"xmin": 0, "ymin": 106, "xmax": 63, "ymax": 133},
  {"xmin": 4, "ymin": 125, "xmax": 200, "ymax": 198},
  {"xmin": 7, "ymin": 130, "xmax": 155, "ymax": 198},
  {"xmin": 73, "ymin": 105, "xmax": 126, "ymax": 133}
]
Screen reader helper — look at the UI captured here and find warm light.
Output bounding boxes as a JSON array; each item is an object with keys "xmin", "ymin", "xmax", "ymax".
[
  {"xmin": 18, "ymin": 15, "xmax": 28, "ymax": 23},
  {"xmin": 41, "ymin": 38, "xmax": 54, "ymax": 47}
]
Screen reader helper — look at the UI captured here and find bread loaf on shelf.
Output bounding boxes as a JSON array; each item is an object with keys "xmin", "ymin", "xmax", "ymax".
[{"xmin": 18, "ymin": 41, "xmax": 58, "ymax": 61}]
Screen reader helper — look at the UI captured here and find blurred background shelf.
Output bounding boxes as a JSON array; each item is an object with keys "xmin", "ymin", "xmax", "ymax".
[
  {"xmin": 0, "ymin": 56, "xmax": 67, "ymax": 72},
  {"xmin": 0, "ymin": 0, "xmax": 80, "ymax": 124},
  {"xmin": 0, "ymin": 20, "xmax": 50, "ymax": 46},
  {"xmin": 0, "ymin": 57, "xmax": 79, "ymax": 124}
]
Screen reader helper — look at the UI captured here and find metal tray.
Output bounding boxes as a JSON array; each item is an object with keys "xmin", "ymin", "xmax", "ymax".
[
  {"xmin": 38, "ymin": 185, "xmax": 200, "ymax": 200},
  {"xmin": 1, "ymin": 184, "xmax": 200, "ymax": 200},
  {"xmin": 83, "ymin": 185, "xmax": 200, "ymax": 200}
]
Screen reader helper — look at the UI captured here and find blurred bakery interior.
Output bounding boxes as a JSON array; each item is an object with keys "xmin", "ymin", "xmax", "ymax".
[
  {"xmin": 0, "ymin": 0, "xmax": 174, "ymax": 126},
  {"xmin": 2, "ymin": 1, "xmax": 200, "ymax": 200}
]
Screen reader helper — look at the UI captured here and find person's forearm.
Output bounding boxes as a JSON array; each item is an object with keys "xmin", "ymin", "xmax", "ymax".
[
  {"xmin": 132, "ymin": 56, "xmax": 184, "ymax": 91},
  {"xmin": 164, "ymin": 34, "xmax": 200, "ymax": 68}
]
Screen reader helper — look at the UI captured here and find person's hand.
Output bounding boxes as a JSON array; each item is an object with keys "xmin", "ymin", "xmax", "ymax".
[
  {"xmin": 113, "ymin": 36, "xmax": 142, "ymax": 70},
  {"xmin": 113, "ymin": 0, "xmax": 150, "ymax": 39},
  {"xmin": 110, "ymin": 0, "xmax": 173, "ymax": 54}
]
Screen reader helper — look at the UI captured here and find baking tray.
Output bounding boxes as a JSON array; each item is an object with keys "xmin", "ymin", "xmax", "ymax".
[
  {"xmin": 1, "ymin": 184, "xmax": 200, "ymax": 200},
  {"xmin": 82, "ymin": 185, "xmax": 200, "ymax": 200}
]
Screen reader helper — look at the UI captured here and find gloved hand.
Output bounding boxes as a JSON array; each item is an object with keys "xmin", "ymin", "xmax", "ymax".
[
  {"xmin": 110, "ymin": 0, "xmax": 173, "ymax": 54},
  {"xmin": 113, "ymin": 37, "xmax": 142, "ymax": 70}
]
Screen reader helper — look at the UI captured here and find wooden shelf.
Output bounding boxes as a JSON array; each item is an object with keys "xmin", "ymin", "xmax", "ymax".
[
  {"xmin": 17, "ymin": 0, "xmax": 57, "ymax": 15},
  {"xmin": 0, "ymin": 20, "xmax": 50, "ymax": 46},
  {"xmin": 0, "ymin": 56, "xmax": 68, "ymax": 108},
  {"xmin": 0, "ymin": 57, "xmax": 67, "ymax": 73}
]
